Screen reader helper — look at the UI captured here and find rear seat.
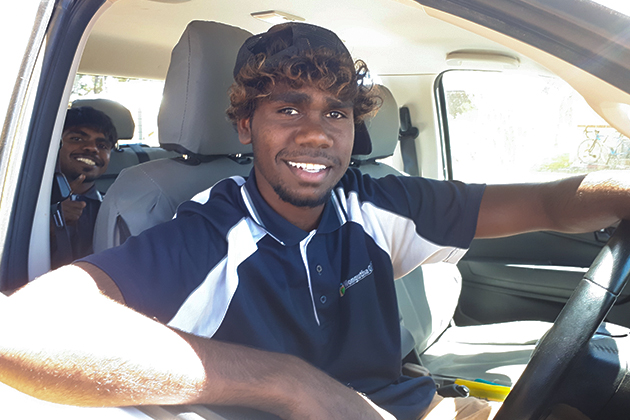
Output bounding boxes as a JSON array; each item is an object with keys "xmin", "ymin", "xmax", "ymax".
[
  {"xmin": 92, "ymin": 21, "xmax": 253, "ymax": 253},
  {"xmin": 70, "ymin": 98, "xmax": 179, "ymax": 194}
]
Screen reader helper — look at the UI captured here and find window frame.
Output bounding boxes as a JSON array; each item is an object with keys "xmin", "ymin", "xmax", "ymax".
[{"xmin": 0, "ymin": 0, "xmax": 106, "ymax": 289}]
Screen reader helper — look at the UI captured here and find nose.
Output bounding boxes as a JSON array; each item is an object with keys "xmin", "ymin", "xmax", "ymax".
[
  {"xmin": 294, "ymin": 114, "xmax": 333, "ymax": 148},
  {"xmin": 80, "ymin": 140, "xmax": 99, "ymax": 153}
]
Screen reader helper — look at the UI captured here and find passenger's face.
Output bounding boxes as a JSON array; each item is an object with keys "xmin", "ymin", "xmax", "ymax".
[
  {"xmin": 58, "ymin": 126, "xmax": 112, "ymax": 183},
  {"xmin": 238, "ymin": 84, "xmax": 355, "ymax": 214}
]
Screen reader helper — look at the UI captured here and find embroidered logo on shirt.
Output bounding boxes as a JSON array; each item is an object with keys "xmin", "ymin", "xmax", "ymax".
[{"xmin": 340, "ymin": 261, "xmax": 373, "ymax": 297}]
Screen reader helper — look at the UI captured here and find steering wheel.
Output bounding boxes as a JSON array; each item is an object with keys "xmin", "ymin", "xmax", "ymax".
[{"xmin": 494, "ymin": 219, "xmax": 630, "ymax": 420}]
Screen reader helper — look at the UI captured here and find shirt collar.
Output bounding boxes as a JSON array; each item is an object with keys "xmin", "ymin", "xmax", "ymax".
[
  {"xmin": 241, "ymin": 170, "xmax": 347, "ymax": 246},
  {"xmin": 72, "ymin": 184, "xmax": 102, "ymax": 202}
]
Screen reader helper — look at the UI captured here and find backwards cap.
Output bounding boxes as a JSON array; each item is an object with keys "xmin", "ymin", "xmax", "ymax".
[{"xmin": 233, "ymin": 22, "xmax": 372, "ymax": 155}]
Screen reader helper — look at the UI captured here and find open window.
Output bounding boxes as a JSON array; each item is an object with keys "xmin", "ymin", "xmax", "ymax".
[{"xmin": 438, "ymin": 70, "xmax": 630, "ymax": 184}]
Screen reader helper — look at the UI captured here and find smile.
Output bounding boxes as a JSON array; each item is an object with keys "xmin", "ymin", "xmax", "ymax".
[
  {"xmin": 75, "ymin": 157, "xmax": 97, "ymax": 166},
  {"xmin": 288, "ymin": 161, "xmax": 328, "ymax": 173}
]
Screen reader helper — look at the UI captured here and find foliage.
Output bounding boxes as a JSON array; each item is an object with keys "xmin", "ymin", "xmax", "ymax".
[
  {"xmin": 536, "ymin": 153, "xmax": 578, "ymax": 172},
  {"xmin": 71, "ymin": 74, "xmax": 132, "ymax": 97},
  {"xmin": 446, "ymin": 90, "xmax": 475, "ymax": 118}
]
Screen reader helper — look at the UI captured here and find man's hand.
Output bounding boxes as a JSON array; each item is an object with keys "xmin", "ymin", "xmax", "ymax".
[
  {"xmin": 207, "ymin": 346, "xmax": 397, "ymax": 420},
  {"xmin": 60, "ymin": 174, "xmax": 87, "ymax": 225},
  {"xmin": 279, "ymin": 382, "xmax": 397, "ymax": 420},
  {"xmin": 60, "ymin": 200, "xmax": 86, "ymax": 225},
  {"xmin": 174, "ymin": 327, "xmax": 395, "ymax": 420},
  {"xmin": 68, "ymin": 173, "xmax": 86, "ymax": 194}
]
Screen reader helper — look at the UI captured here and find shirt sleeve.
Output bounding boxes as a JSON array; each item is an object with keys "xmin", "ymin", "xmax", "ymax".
[
  {"xmin": 342, "ymin": 169, "xmax": 485, "ymax": 276},
  {"xmin": 81, "ymin": 208, "xmax": 228, "ymax": 323},
  {"xmin": 348, "ymin": 169, "xmax": 486, "ymax": 249}
]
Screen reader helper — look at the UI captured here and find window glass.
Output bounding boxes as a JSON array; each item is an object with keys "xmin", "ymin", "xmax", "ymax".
[
  {"xmin": 590, "ymin": 0, "xmax": 630, "ymax": 16},
  {"xmin": 0, "ymin": 0, "xmax": 49, "ymax": 128},
  {"xmin": 69, "ymin": 74, "xmax": 165, "ymax": 147},
  {"xmin": 442, "ymin": 70, "xmax": 630, "ymax": 184}
]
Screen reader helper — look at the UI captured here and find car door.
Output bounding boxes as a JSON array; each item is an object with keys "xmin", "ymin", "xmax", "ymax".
[
  {"xmin": 0, "ymin": 0, "xmax": 110, "ymax": 290},
  {"xmin": 422, "ymin": 0, "xmax": 630, "ymax": 328}
]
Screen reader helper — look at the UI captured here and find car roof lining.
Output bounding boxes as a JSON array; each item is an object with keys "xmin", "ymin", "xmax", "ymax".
[
  {"xmin": 76, "ymin": 0, "xmax": 630, "ymax": 137},
  {"xmin": 422, "ymin": 2, "xmax": 630, "ymax": 138}
]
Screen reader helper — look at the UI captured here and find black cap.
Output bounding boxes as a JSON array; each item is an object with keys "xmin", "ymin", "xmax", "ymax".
[{"xmin": 233, "ymin": 22, "xmax": 372, "ymax": 155}]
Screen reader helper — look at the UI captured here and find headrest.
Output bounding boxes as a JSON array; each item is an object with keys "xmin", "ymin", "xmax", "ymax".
[
  {"xmin": 158, "ymin": 21, "xmax": 253, "ymax": 156},
  {"xmin": 354, "ymin": 85, "xmax": 399, "ymax": 159},
  {"xmin": 71, "ymin": 98, "xmax": 135, "ymax": 140}
]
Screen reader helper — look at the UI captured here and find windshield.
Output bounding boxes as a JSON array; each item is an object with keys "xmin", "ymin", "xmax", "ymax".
[{"xmin": 590, "ymin": 0, "xmax": 630, "ymax": 15}]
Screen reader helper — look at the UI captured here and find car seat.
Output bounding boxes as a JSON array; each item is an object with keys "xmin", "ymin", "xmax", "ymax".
[
  {"xmin": 70, "ymin": 98, "xmax": 179, "ymax": 194},
  {"xmin": 357, "ymin": 85, "xmax": 553, "ymax": 387},
  {"xmin": 92, "ymin": 21, "xmax": 253, "ymax": 252}
]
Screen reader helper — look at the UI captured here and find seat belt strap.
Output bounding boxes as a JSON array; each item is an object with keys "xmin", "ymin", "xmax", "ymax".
[
  {"xmin": 399, "ymin": 106, "xmax": 420, "ymax": 176},
  {"xmin": 129, "ymin": 143, "xmax": 150, "ymax": 163}
]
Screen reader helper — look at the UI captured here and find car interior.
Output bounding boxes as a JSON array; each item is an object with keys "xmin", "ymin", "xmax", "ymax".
[{"xmin": 2, "ymin": 0, "xmax": 630, "ymax": 419}]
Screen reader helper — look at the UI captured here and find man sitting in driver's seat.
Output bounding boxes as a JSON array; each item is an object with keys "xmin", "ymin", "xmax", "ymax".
[{"xmin": 3, "ymin": 21, "xmax": 628, "ymax": 420}]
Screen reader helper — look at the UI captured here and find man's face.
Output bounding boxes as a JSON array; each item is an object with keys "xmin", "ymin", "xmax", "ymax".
[
  {"xmin": 238, "ymin": 83, "xmax": 355, "ymax": 213},
  {"xmin": 58, "ymin": 126, "xmax": 112, "ymax": 183}
]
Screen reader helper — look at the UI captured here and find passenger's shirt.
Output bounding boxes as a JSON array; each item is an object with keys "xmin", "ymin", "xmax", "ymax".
[
  {"xmin": 51, "ymin": 185, "xmax": 102, "ymax": 269},
  {"xmin": 84, "ymin": 168, "xmax": 485, "ymax": 419}
]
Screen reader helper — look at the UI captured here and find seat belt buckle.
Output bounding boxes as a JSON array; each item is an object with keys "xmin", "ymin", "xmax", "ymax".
[
  {"xmin": 53, "ymin": 204, "xmax": 65, "ymax": 228},
  {"xmin": 436, "ymin": 383, "xmax": 470, "ymax": 398}
]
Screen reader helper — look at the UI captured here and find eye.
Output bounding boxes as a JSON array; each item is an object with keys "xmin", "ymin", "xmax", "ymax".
[
  {"xmin": 69, "ymin": 136, "xmax": 84, "ymax": 142},
  {"xmin": 97, "ymin": 143, "xmax": 110, "ymax": 150},
  {"xmin": 327, "ymin": 110, "xmax": 347, "ymax": 119},
  {"xmin": 279, "ymin": 107, "xmax": 299, "ymax": 116}
]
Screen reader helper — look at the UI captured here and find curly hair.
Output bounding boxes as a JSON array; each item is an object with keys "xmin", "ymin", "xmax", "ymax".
[{"xmin": 227, "ymin": 47, "xmax": 381, "ymax": 125}]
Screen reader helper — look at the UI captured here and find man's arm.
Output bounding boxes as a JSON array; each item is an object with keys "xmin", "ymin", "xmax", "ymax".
[
  {"xmin": 0, "ymin": 263, "xmax": 392, "ymax": 420},
  {"xmin": 476, "ymin": 171, "xmax": 630, "ymax": 238}
]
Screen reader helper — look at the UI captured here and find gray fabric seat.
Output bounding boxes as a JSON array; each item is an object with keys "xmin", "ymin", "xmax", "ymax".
[
  {"xmin": 93, "ymin": 21, "xmax": 253, "ymax": 252},
  {"xmin": 359, "ymin": 85, "xmax": 552, "ymax": 387}
]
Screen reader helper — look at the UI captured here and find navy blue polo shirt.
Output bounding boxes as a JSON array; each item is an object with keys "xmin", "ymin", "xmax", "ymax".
[{"xmin": 84, "ymin": 168, "xmax": 485, "ymax": 419}]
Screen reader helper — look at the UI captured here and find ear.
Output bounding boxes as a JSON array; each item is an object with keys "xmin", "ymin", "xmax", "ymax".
[{"xmin": 236, "ymin": 118, "xmax": 252, "ymax": 145}]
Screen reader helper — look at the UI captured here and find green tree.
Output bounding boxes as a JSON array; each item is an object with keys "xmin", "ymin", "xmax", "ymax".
[
  {"xmin": 447, "ymin": 90, "xmax": 475, "ymax": 118},
  {"xmin": 71, "ymin": 74, "xmax": 105, "ymax": 97}
]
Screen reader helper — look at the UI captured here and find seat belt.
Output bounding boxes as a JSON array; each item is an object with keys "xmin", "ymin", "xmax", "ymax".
[
  {"xmin": 128, "ymin": 143, "xmax": 150, "ymax": 163},
  {"xmin": 114, "ymin": 215, "xmax": 132, "ymax": 246},
  {"xmin": 399, "ymin": 107, "xmax": 420, "ymax": 176},
  {"xmin": 50, "ymin": 171, "xmax": 74, "ymax": 269}
]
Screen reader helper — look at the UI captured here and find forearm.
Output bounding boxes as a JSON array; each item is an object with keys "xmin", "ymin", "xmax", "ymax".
[
  {"xmin": 179, "ymin": 332, "xmax": 383, "ymax": 419},
  {"xmin": 477, "ymin": 171, "xmax": 630, "ymax": 238},
  {"xmin": 0, "ymin": 266, "xmax": 386, "ymax": 419},
  {"xmin": 553, "ymin": 171, "xmax": 630, "ymax": 232},
  {"xmin": 0, "ymin": 267, "xmax": 207, "ymax": 406}
]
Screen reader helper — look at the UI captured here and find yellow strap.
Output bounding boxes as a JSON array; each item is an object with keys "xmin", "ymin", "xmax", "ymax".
[{"xmin": 454, "ymin": 379, "xmax": 510, "ymax": 402}]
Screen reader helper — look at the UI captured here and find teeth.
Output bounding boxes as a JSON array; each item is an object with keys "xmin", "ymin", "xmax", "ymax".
[
  {"xmin": 76, "ymin": 157, "xmax": 96, "ymax": 166},
  {"xmin": 288, "ymin": 161, "xmax": 327, "ymax": 173}
]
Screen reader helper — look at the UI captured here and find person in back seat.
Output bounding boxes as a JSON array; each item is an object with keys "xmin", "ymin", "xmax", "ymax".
[
  {"xmin": 2, "ymin": 22, "xmax": 628, "ymax": 420},
  {"xmin": 50, "ymin": 107, "xmax": 117, "ymax": 268}
]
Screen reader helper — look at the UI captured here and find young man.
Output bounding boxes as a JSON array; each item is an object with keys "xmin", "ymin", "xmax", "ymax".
[
  {"xmin": 50, "ymin": 107, "xmax": 117, "ymax": 268},
  {"xmin": 1, "ymin": 22, "xmax": 629, "ymax": 420}
]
